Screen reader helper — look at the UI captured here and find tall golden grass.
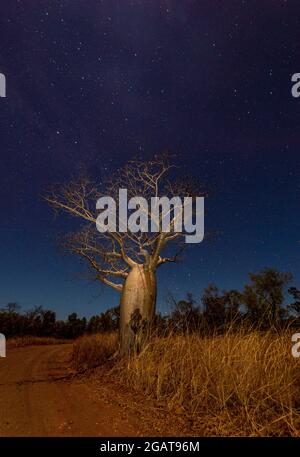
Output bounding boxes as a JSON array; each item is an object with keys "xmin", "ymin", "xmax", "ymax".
[
  {"xmin": 72, "ymin": 332, "xmax": 118, "ymax": 370},
  {"xmin": 72, "ymin": 329, "xmax": 300, "ymax": 436}
]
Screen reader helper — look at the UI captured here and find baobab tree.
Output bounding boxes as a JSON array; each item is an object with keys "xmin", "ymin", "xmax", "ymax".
[{"xmin": 45, "ymin": 154, "xmax": 207, "ymax": 355}]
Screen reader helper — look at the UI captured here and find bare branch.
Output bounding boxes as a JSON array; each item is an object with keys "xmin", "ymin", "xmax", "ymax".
[{"xmin": 45, "ymin": 152, "xmax": 208, "ymax": 291}]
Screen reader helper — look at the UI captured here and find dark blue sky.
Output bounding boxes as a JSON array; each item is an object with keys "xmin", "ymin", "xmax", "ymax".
[{"xmin": 0, "ymin": 1, "xmax": 299, "ymax": 319}]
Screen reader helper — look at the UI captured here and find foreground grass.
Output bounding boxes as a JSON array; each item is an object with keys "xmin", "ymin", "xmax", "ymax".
[
  {"xmin": 72, "ymin": 330, "xmax": 300, "ymax": 436},
  {"xmin": 8, "ymin": 336, "xmax": 68, "ymax": 348},
  {"xmin": 72, "ymin": 333, "xmax": 118, "ymax": 370}
]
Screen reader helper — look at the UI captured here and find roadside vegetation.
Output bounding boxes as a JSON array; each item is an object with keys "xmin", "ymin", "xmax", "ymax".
[
  {"xmin": 71, "ymin": 268, "xmax": 300, "ymax": 436},
  {"xmin": 116, "ymin": 329, "xmax": 300, "ymax": 436},
  {"xmin": 72, "ymin": 329, "xmax": 300, "ymax": 436}
]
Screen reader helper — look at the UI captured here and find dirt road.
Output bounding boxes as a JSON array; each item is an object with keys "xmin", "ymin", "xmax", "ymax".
[{"xmin": 0, "ymin": 344, "xmax": 144, "ymax": 437}]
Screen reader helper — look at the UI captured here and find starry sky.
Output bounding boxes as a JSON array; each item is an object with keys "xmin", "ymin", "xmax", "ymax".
[{"xmin": 0, "ymin": 1, "xmax": 299, "ymax": 319}]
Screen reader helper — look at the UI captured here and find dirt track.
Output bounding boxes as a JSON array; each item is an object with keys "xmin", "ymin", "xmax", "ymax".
[{"xmin": 0, "ymin": 344, "xmax": 144, "ymax": 437}]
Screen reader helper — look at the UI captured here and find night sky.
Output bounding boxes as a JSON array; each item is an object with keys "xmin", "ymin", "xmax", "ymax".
[{"xmin": 0, "ymin": 1, "xmax": 299, "ymax": 319}]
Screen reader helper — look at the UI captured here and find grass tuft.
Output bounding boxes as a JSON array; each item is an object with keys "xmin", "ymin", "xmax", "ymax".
[{"xmin": 72, "ymin": 333, "xmax": 118, "ymax": 370}]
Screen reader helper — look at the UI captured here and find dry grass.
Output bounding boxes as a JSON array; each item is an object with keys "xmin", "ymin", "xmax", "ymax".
[
  {"xmin": 7, "ymin": 336, "xmax": 68, "ymax": 348},
  {"xmin": 73, "ymin": 330, "xmax": 300, "ymax": 436},
  {"xmin": 72, "ymin": 332, "xmax": 118, "ymax": 371}
]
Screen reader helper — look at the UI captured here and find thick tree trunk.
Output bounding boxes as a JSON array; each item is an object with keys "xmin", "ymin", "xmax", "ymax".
[{"xmin": 119, "ymin": 265, "xmax": 157, "ymax": 356}]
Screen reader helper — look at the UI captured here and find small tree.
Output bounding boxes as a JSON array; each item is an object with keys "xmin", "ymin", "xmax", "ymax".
[
  {"xmin": 201, "ymin": 284, "xmax": 226, "ymax": 330},
  {"xmin": 66, "ymin": 313, "xmax": 86, "ymax": 338},
  {"xmin": 170, "ymin": 293, "xmax": 200, "ymax": 333},
  {"xmin": 223, "ymin": 289, "xmax": 243, "ymax": 324},
  {"xmin": 2, "ymin": 302, "xmax": 21, "ymax": 314},
  {"xmin": 242, "ymin": 268, "xmax": 292, "ymax": 327}
]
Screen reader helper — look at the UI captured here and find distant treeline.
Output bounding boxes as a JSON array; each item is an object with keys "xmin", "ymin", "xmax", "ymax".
[
  {"xmin": 0, "ymin": 304, "xmax": 119, "ymax": 339},
  {"xmin": 1, "ymin": 268, "xmax": 300, "ymax": 339}
]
